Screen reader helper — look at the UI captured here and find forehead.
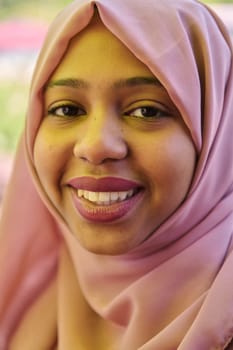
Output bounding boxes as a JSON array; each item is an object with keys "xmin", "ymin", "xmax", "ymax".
[{"xmin": 49, "ymin": 15, "xmax": 154, "ymax": 82}]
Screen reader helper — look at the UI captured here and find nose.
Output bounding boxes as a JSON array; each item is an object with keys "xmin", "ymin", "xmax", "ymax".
[{"xmin": 73, "ymin": 113, "xmax": 128, "ymax": 165}]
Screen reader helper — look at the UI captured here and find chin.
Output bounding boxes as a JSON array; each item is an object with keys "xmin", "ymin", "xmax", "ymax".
[{"xmin": 72, "ymin": 230, "xmax": 136, "ymax": 256}]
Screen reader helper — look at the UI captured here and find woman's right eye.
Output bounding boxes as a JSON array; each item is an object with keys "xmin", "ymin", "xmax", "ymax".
[{"xmin": 48, "ymin": 104, "xmax": 85, "ymax": 117}]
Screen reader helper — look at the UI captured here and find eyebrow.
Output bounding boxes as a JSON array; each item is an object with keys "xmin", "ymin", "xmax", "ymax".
[
  {"xmin": 45, "ymin": 76, "xmax": 162, "ymax": 91},
  {"xmin": 113, "ymin": 76, "xmax": 161, "ymax": 88},
  {"xmin": 45, "ymin": 78, "xmax": 90, "ymax": 89}
]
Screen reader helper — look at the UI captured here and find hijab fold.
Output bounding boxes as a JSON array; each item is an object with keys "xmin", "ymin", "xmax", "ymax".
[{"xmin": 1, "ymin": 0, "xmax": 233, "ymax": 349}]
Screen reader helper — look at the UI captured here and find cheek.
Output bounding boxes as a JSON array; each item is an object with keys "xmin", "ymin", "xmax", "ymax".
[
  {"xmin": 135, "ymin": 128, "xmax": 196, "ymax": 196},
  {"xmin": 33, "ymin": 127, "xmax": 68, "ymax": 196},
  {"xmin": 156, "ymin": 133, "xmax": 196, "ymax": 197}
]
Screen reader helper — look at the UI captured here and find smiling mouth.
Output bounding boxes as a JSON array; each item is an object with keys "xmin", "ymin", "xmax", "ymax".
[
  {"xmin": 76, "ymin": 188, "xmax": 138, "ymax": 206},
  {"xmin": 71, "ymin": 187, "xmax": 143, "ymax": 223},
  {"xmin": 67, "ymin": 176, "xmax": 144, "ymax": 222}
]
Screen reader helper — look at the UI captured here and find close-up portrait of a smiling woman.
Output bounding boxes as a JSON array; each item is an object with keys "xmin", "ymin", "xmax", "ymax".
[{"xmin": 1, "ymin": 0, "xmax": 233, "ymax": 349}]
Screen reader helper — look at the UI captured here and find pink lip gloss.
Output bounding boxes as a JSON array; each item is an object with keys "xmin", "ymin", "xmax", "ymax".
[
  {"xmin": 71, "ymin": 189, "xmax": 143, "ymax": 223},
  {"xmin": 67, "ymin": 176, "xmax": 144, "ymax": 223}
]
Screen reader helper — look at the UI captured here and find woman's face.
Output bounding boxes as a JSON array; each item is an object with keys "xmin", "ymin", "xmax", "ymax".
[{"xmin": 34, "ymin": 17, "xmax": 196, "ymax": 255}]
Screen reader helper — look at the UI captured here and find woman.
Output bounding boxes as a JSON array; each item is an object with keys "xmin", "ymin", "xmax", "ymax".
[{"xmin": 1, "ymin": 0, "xmax": 233, "ymax": 349}]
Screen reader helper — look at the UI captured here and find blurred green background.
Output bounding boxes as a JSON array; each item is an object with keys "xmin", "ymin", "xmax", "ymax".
[
  {"xmin": 0, "ymin": 0, "xmax": 71, "ymax": 20},
  {"xmin": 0, "ymin": 0, "xmax": 71, "ymax": 152},
  {"xmin": 0, "ymin": 0, "xmax": 233, "ymax": 155}
]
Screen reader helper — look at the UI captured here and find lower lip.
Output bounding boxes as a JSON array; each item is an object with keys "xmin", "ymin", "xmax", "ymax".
[{"xmin": 71, "ymin": 189, "xmax": 143, "ymax": 223}]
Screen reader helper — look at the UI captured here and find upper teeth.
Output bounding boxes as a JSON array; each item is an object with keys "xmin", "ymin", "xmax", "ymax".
[{"xmin": 77, "ymin": 189, "xmax": 135, "ymax": 205}]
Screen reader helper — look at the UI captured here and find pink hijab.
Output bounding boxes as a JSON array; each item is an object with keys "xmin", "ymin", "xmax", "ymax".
[{"xmin": 1, "ymin": 0, "xmax": 233, "ymax": 349}]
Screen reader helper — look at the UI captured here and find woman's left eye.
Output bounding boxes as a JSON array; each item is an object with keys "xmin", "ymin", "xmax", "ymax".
[
  {"xmin": 48, "ymin": 104, "xmax": 85, "ymax": 117},
  {"xmin": 124, "ymin": 106, "xmax": 170, "ymax": 119}
]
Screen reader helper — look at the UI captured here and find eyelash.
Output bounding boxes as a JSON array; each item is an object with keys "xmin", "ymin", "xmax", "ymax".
[
  {"xmin": 47, "ymin": 103, "xmax": 171, "ymax": 120},
  {"xmin": 124, "ymin": 105, "xmax": 170, "ymax": 119},
  {"xmin": 48, "ymin": 104, "xmax": 85, "ymax": 118}
]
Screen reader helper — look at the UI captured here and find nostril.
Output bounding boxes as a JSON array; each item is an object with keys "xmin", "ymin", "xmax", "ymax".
[{"xmin": 73, "ymin": 132, "xmax": 128, "ymax": 164}]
